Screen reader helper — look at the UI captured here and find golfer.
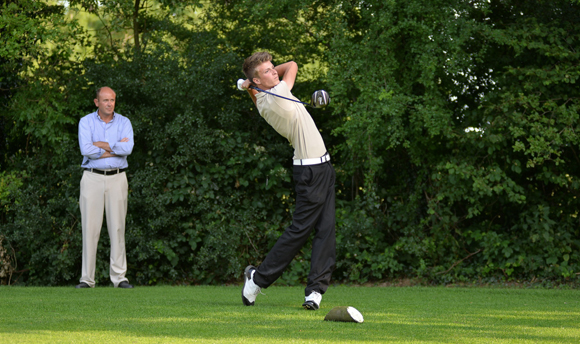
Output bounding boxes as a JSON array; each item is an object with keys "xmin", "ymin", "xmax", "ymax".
[
  {"xmin": 76, "ymin": 86, "xmax": 134, "ymax": 289},
  {"xmin": 239, "ymin": 52, "xmax": 336, "ymax": 310}
]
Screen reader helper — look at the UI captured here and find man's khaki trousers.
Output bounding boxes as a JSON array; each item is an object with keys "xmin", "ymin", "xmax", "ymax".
[{"xmin": 79, "ymin": 170, "xmax": 129, "ymax": 287}]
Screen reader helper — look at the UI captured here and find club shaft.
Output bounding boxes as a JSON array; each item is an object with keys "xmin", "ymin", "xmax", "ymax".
[{"xmin": 249, "ymin": 86, "xmax": 311, "ymax": 107}]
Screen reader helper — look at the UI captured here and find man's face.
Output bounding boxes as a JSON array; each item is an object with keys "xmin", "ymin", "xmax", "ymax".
[
  {"xmin": 253, "ymin": 61, "xmax": 279, "ymax": 90},
  {"xmin": 94, "ymin": 88, "xmax": 116, "ymax": 117}
]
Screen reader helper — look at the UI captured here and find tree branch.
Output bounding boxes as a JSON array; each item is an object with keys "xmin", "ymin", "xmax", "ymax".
[{"xmin": 436, "ymin": 249, "xmax": 482, "ymax": 275}]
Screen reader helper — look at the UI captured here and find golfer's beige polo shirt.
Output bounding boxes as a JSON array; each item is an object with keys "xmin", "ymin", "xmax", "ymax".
[{"xmin": 256, "ymin": 81, "xmax": 327, "ymax": 160}]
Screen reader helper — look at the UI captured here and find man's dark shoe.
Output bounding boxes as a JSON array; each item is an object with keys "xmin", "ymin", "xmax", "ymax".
[
  {"xmin": 75, "ymin": 282, "xmax": 90, "ymax": 289},
  {"xmin": 118, "ymin": 281, "xmax": 134, "ymax": 289}
]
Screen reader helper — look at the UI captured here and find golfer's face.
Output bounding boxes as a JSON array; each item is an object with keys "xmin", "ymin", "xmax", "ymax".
[
  {"xmin": 94, "ymin": 88, "xmax": 116, "ymax": 117},
  {"xmin": 255, "ymin": 61, "xmax": 279, "ymax": 90}
]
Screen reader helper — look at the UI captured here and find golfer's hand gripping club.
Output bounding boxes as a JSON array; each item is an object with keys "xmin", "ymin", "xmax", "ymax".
[{"xmin": 237, "ymin": 79, "xmax": 248, "ymax": 91}]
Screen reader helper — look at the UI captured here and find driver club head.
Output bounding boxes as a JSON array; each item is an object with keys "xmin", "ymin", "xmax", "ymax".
[{"xmin": 311, "ymin": 90, "xmax": 330, "ymax": 108}]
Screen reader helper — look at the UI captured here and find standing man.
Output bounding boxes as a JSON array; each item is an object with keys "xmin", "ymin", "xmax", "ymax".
[
  {"xmin": 239, "ymin": 52, "xmax": 336, "ymax": 310},
  {"xmin": 76, "ymin": 86, "xmax": 134, "ymax": 289}
]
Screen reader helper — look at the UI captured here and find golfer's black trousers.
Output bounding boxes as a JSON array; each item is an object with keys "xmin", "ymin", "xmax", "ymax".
[{"xmin": 254, "ymin": 161, "xmax": 336, "ymax": 296}]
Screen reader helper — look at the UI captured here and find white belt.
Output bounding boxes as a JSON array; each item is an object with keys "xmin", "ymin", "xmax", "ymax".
[{"xmin": 293, "ymin": 153, "xmax": 331, "ymax": 166}]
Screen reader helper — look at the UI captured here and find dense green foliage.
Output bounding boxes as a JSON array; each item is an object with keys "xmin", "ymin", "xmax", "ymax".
[
  {"xmin": 323, "ymin": 0, "xmax": 580, "ymax": 283},
  {"xmin": 1, "ymin": 0, "xmax": 579, "ymax": 286}
]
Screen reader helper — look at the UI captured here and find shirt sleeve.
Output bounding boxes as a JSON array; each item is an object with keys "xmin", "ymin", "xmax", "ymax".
[
  {"xmin": 109, "ymin": 117, "xmax": 134, "ymax": 156},
  {"xmin": 79, "ymin": 116, "xmax": 103, "ymax": 159}
]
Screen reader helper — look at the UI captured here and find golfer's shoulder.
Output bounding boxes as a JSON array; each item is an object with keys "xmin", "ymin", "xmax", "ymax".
[
  {"xmin": 277, "ymin": 80, "xmax": 290, "ymax": 92},
  {"xmin": 272, "ymin": 81, "xmax": 293, "ymax": 100}
]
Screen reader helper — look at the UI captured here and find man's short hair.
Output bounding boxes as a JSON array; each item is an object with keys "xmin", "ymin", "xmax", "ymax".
[
  {"xmin": 242, "ymin": 52, "xmax": 272, "ymax": 82},
  {"xmin": 95, "ymin": 86, "xmax": 115, "ymax": 99}
]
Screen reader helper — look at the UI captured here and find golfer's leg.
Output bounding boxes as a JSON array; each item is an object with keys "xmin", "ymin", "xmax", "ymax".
[
  {"xmin": 79, "ymin": 171, "xmax": 105, "ymax": 288},
  {"xmin": 105, "ymin": 172, "xmax": 129, "ymax": 287},
  {"xmin": 254, "ymin": 166, "xmax": 325, "ymax": 288},
  {"xmin": 306, "ymin": 163, "xmax": 336, "ymax": 295}
]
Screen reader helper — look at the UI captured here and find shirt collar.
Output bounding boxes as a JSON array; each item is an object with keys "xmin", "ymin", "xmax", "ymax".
[{"xmin": 95, "ymin": 110, "xmax": 116, "ymax": 122}]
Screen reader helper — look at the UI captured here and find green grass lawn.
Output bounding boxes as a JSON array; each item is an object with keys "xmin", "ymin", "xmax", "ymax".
[{"xmin": 0, "ymin": 285, "xmax": 579, "ymax": 343}]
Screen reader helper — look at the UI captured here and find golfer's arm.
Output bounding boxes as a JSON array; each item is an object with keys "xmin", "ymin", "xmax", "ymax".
[
  {"xmin": 246, "ymin": 88, "xmax": 258, "ymax": 107},
  {"xmin": 276, "ymin": 61, "xmax": 298, "ymax": 90}
]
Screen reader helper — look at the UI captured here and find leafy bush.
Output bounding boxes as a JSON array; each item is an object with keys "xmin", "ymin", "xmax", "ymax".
[{"xmin": 2, "ymin": 0, "xmax": 579, "ymax": 286}]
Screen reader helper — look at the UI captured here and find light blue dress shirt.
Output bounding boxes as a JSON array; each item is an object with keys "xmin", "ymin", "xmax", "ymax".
[{"xmin": 79, "ymin": 111, "xmax": 134, "ymax": 169}]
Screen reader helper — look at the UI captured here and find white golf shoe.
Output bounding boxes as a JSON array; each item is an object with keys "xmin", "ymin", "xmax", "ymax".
[
  {"xmin": 242, "ymin": 265, "xmax": 261, "ymax": 306},
  {"xmin": 302, "ymin": 291, "xmax": 322, "ymax": 310}
]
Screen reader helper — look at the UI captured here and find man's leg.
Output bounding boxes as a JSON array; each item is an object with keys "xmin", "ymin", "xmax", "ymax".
[
  {"xmin": 305, "ymin": 163, "xmax": 336, "ymax": 296},
  {"xmin": 79, "ymin": 171, "xmax": 105, "ymax": 288},
  {"xmin": 253, "ymin": 164, "xmax": 329, "ymax": 288},
  {"xmin": 105, "ymin": 172, "xmax": 129, "ymax": 287}
]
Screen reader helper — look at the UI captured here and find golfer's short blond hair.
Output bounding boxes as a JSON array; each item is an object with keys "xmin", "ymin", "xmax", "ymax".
[{"xmin": 242, "ymin": 52, "xmax": 272, "ymax": 82}]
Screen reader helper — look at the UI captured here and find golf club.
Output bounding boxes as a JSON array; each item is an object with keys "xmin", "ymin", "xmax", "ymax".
[{"xmin": 237, "ymin": 79, "xmax": 330, "ymax": 108}]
